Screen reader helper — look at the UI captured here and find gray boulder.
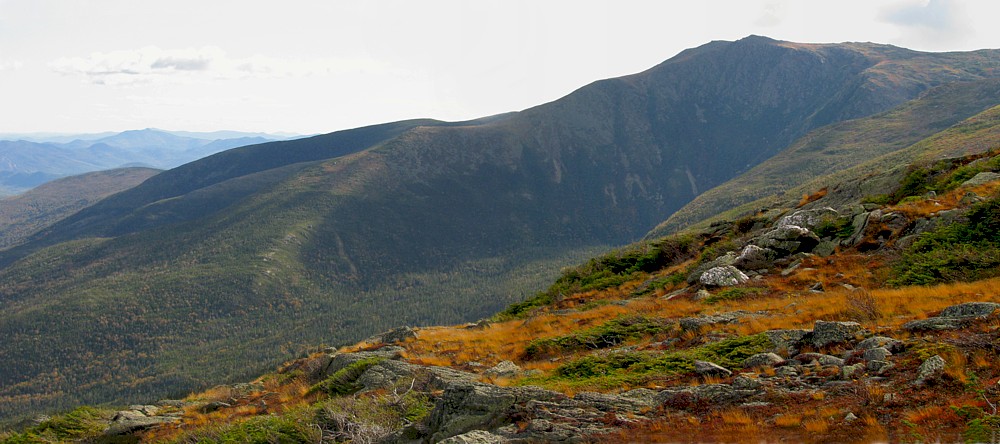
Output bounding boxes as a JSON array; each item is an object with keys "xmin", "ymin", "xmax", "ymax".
[
  {"xmin": 355, "ymin": 360, "xmax": 418, "ymax": 392},
  {"xmin": 763, "ymin": 329, "xmax": 809, "ymax": 356},
  {"xmin": 861, "ymin": 347, "xmax": 892, "ymax": 362},
  {"xmin": 426, "ymin": 383, "xmax": 566, "ymax": 443},
  {"xmin": 903, "ymin": 317, "xmax": 972, "ymax": 331},
  {"xmin": 842, "ymin": 363, "xmax": 865, "ymax": 379},
  {"xmin": 733, "ymin": 245, "xmax": 776, "ymax": 271},
  {"xmin": 439, "ymin": 430, "xmax": 508, "ymax": 444},
  {"xmin": 867, "ymin": 360, "xmax": 894, "ymax": 375},
  {"xmin": 656, "ymin": 384, "xmax": 758, "ymax": 408},
  {"xmin": 104, "ymin": 415, "xmax": 180, "ymax": 436},
  {"xmin": 855, "ymin": 336, "xmax": 904, "ymax": 354},
  {"xmin": 199, "ymin": 401, "xmax": 230, "ymax": 413},
  {"xmin": 693, "ymin": 360, "xmax": 733, "ymax": 377},
  {"xmin": 742, "ymin": 353, "xmax": 786, "ymax": 369},
  {"xmin": 686, "ymin": 252, "xmax": 739, "ymax": 284},
  {"xmin": 842, "ymin": 211, "xmax": 873, "ymax": 248},
  {"xmin": 321, "ymin": 346, "xmax": 406, "ymax": 378},
  {"xmin": 104, "ymin": 406, "xmax": 181, "ymax": 436},
  {"xmin": 940, "ymin": 302, "xmax": 1000, "ymax": 318},
  {"xmin": 699, "ymin": 266, "xmax": 749, "ymax": 287},
  {"xmin": 732, "ymin": 375, "xmax": 763, "ymax": 391},
  {"xmin": 484, "ymin": 361, "xmax": 522, "ymax": 379},
  {"xmin": 961, "ymin": 172, "xmax": 1000, "ymax": 187},
  {"xmin": 755, "ymin": 225, "xmax": 821, "ymax": 255},
  {"xmin": 777, "ymin": 208, "xmax": 839, "ymax": 231},
  {"xmin": 915, "ymin": 355, "xmax": 946, "ymax": 385},
  {"xmin": 793, "ymin": 353, "xmax": 845, "ymax": 367},
  {"xmin": 573, "ymin": 389, "xmax": 658, "ymax": 413},
  {"xmin": 366, "ymin": 326, "xmax": 418, "ymax": 345},
  {"xmin": 812, "ymin": 320, "xmax": 864, "ymax": 348}
]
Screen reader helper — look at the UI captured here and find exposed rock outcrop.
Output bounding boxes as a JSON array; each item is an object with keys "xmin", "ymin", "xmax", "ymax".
[
  {"xmin": 699, "ymin": 266, "xmax": 750, "ymax": 287},
  {"xmin": 754, "ymin": 225, "xmax": 820, "ymax": 255}
]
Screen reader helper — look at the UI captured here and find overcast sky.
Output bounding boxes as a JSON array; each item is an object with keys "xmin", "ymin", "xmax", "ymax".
[{"xmin": 1, "ymin": 0, "xmax": 998, "ymax": 135}]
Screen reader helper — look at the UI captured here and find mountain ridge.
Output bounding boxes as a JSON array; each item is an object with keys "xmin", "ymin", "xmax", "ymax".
[{"xmin": 3, "ymin": 36, "xmax": 1000, "ymax": 422}]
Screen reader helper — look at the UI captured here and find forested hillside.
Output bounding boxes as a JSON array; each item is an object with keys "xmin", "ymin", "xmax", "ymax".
[{"xmin": 3, "ymin": 36, "xmax": 1000, "ymax": 422}]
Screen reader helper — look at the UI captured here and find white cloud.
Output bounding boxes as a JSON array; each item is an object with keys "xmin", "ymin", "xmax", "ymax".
[
  {"xmin": 754, "ymin": 2, "xmax": 785, "ymax": 27},
  {"xmin": 0, "ymin": 59, "xmax": 23, "ymax": 71},
  {"xmin": 50, "ymin": 46, "xmax": 385, "ymax": 86},
  {"xmin": 879, "ymin": 0, "xmax": 972, "ymax": 48}
]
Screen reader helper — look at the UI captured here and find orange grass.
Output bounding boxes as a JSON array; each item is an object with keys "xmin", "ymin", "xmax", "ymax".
[
  {"xmin": 802, "ymin": 417, "xmax": 829, "ymax": 434},
  {"xmin": 891, "ymin": 181, "xmax": 1000, "ymax": 218},
  {"xmin": 775, "ymin": 414, "xmax": 803, "ymax": 428},
  {"xmin": 904, "ymin": 406, "xmax": 945, "ymax": 424}
]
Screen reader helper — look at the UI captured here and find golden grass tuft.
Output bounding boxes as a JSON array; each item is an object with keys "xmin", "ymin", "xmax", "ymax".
[
  {"xmin": 904, "ymin": 406, "xmax": 945, "ymax": 424},
  {"xmin": 775, "ymin": 414, "xmax": 802, "ymax": 428},
  {"xmin": 802, "ymin": 417, "xmax": 829, "ymax": 434}
]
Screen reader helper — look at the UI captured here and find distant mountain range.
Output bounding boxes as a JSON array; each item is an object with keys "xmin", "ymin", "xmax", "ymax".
[
  {"xmin": 0, "ymin": 129, "xmax": 298, "ymax": 195},
  {"xmin": 3, "ymin": 35, "xmax": 1000, "ymax": 422}
]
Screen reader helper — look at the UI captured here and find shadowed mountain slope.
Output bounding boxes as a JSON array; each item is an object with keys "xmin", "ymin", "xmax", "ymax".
[
  {"xmin": 2, "ymin": 36, "xmax": 1000, "ymax": 420},
  {"xmin": 0, "ymin": 168, "xmax": 160, "ymax": 250},
  {"xmin": 651, "ymin": 78, "xmax": 1000, "ymax": 236}
]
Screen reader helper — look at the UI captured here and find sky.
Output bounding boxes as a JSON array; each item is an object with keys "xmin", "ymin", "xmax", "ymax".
[{"xmin": 1, "ymin": 0, "xmax": 998, "ymax": 135}]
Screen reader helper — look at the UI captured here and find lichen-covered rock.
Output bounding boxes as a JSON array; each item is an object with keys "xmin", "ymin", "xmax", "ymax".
[
  {"xmin": 793, "ymin": 353, "xmax": 845, "ymax": 367},
  {"xmin": 842, "ymin": 211, "xmax": 873, "ymax": 248},
  {"xmin": 742, "ymin": 353, "xmax": 786, "ymax": 368},
  {"xmin": 355, "ymin": 360, "xmax": 418, "ymax": 392},
  {"xmin": 573, "ymin": 389, "xmax": 658, "ymax": 413},
  {"xmin": 686, "ymin": 252, "xmax": 739, "ymax": 284},
  {"xmin": 199, "ymin": 401, "xmax": 230, "ymax": 414},
  {"xmin": 939, "ymin": 302, "xmax": 1000, "ymax": 318},
  {"xmin": 755, "ymin": 225, "xmax": 821, "ymax": 255},
  {"xmin": 733, "ymin": 245, "xmax": 776, "ymax": 271},
  {"xmin": 867, "ymin": 360, "xmax": 894, "ymax": 375},
  {"xmin": 366, "ymin": 326, "xmax": 418, "ymax": 345},
  {"xmin": 321, "ymin": 346, "xmax": 406, "ymax": 378},
  {"xmin": 861, "ymin": 347, "xmax": 892, "ymax": 362},
  {"xmin": 699, "ymin": 266, "xmax": 750, "ymax": 287},
  {"xmin": 732, "ymin": 375, "xmax": 762, "ymax": 391},
  {"xmin": 961, "ymin": 171, "xmax": 1000, "ymax": 187},
  {"xmin": 694, "ymin": 360, "xmax": 733, "ymax": 377},
  {"xmin": 484, "ymin": 361, "xmax": 522, "ymax": 379},
  {"xmin": 439, "ymin": 430, "xmax": 508, "ymax": 444},
  {"xmin": 915, "ymin": 355, "xmax": 945, "ymax": 385},
  {"xmin": 811, "ymin": 320, "xmax": 864, "ymax": 348},
  {"xmin": 763, "ymin": 329, "xmax": 809, "ymax": 356},
  {"xmin": 776, "ymin": 208, "xmax": 839, "ymax": 231},
  {"xmin": 903, "ymin": 317, "xmax": 972, "ymax": 331},
  {"xmin": 855, "ymin": 336, "xmax": 904, "ymax": 354},
  {"xmin": 425, "ymin": 383, "xmax": 567, "ymax": 442},
  {"xmin": 104, "ymin": 406, "xmax": 181, "ymax": 436},
  {"xmin": 655, "ymin": 384, "xmax": 758, "ymax": 408},
  {"xmin": 842, "ymin": 363, "xmax": 865, "ymax": 379}
]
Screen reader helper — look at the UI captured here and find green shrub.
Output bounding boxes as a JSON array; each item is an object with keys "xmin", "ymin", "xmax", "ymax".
[
  {"xmin": 497, "ymin": 235, "xmax": 698, "ymax": 319},
  {"xmin": 688, "ymin": 333, "xmax": 774, "ymax": 368},
  {"xmin": 0, "ymin": 407, "xmax": 115, "ymax": 443},
  {"xmin": 963, "ymin": 415, "xmax": 1000, "ymax": 444},
  {"xmin": 891, "ymin": 196, "xmax": 1000, "ymax": 286},
  {"xmin": 813, "ymin": 216, "xmax": 855, "ymax": 239},
  {"xmin": 542, "ymin": 334, "xmax": 771, "ymax": 388},
  {"xmin": 525, "ymin": 316, "xmax": 673, "ymax": 357},
  {"xmin": 552, "ymin": 351, "xmax": 694, "ymax": 387},
  {"xmin": 173, "ymin": 408, "xmax": 319, "ymax": 444},
  {"xmin": 312, "ymin": 357, "xmax": 385, "ymax": 396}
]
